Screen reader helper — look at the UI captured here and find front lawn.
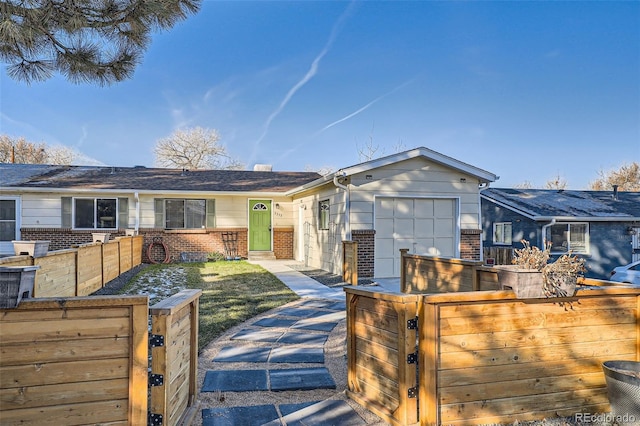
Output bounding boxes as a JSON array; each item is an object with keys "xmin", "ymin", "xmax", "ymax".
[{"xmin": 119, "ymin": 261, "xmax": 299, "ymax": 351}]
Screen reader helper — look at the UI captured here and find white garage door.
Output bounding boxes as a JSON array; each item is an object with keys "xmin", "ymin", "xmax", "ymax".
[{"xmin": 374, "ymin": 197, "xmax": 457, "ymax": 278}]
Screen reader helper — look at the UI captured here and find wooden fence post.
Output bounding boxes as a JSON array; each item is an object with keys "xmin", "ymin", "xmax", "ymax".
[{"xmin": 343, "ymin": 240, "xmax": 358, "ymax": 285}]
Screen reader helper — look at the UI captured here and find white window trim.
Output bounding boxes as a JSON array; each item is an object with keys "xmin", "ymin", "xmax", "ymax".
[
  {"xmin": 492, "ymin": 222, "xmax": 512, "ymax": 245},
  {"xmin": 72, "ymin": 197, "xmax": 118, "ymax": 230},
  {"xmin": 0, "ymin": 196, "xmax": 21, "ymax": 245},
  {"xmin": 547, "ymin": 222, "xmax": 590, "ymax": 255}
]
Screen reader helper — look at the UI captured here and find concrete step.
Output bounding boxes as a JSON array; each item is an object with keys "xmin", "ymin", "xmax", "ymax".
[{"xmin": 248, "ymin": 251, "xmax": 276, "ymax": 261}]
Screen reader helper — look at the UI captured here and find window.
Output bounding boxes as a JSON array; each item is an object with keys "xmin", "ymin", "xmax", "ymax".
[
  {"xmin": 546, "ymin": 223, "xmax": 589, "ymax": 254},
  {"xmin": 493, "ymin": 222, "xmax": 512, "ymax": 245},
  {"xmin": 318, "ymin": 199, "xmax": 329, "ymax": 230},
  {"xmin": 74, "ymin": 198, "xmax": 117, "ymax": 229},
  {"xmin": 154, "ymin": 198, "xmax": 215, "ymax": 229},
  {"xmin": 0, "ymin": 199, "xmax": 17, "ymax": 241}
]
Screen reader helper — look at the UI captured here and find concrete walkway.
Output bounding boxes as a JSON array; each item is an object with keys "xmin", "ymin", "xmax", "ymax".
[
  {"xmin": 250, "ymin": 259, "xmax": 401, "ymax": 296},
  {"xmin": 249, "ymin": 260, "xmax": 347, "ymax": 300}
]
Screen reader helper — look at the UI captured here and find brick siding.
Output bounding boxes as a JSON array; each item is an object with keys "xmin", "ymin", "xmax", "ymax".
[
  {"xmin": 273, "ymin": 228, "xmax": 294, "ymax": 259},
  {"xmin": 460, "ymin": 229, "xmax": 481, "ymax": 260},
  {"xmin": 20, "ymin": 227, "xmax": 250, "ymax": 263},
  {"xmin": 352, "ymin": 229, "xmax": 376, "ymax": 278}
]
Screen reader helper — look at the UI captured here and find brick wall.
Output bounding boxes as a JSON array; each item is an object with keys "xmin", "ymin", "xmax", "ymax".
[
  {"xmin": 352, "ymin": 229, "xmax": 375, "ymax": 278},
  {"xmin": 20, "ymin": 228, "xmax": 128, "ymax": 250},
  {"xmin": 460, "ymin": 229, "xmax": 481, "ymax": 260},
  {"xmin": 273, "ymin": 228, "xmax": 294, "ymax": 259},
  {"xmin": 19, "ymin": 227, "xmax": 250, "ymax": 263}
]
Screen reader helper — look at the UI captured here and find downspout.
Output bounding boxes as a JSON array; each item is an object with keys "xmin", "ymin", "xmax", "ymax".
[
  {"xmin": 541, "ymin": 218, "xmax": 556, "ymax": 248},
  {"xmin": 333, "ymin": 172, "xmax": 351, "ymax": 240},
  {"xmin": 134, "ymin": 192, "xmax": 140, "ymax": 234}
]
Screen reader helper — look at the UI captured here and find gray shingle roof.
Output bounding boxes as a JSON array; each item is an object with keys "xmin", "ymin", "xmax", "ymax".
[
  {"xmin": 481, "ymin": 187, "xmax": 640, "ymax": 220},
  {"xmin": 0, "ymin": 164, "xmax": 321, "ymax": 193}
]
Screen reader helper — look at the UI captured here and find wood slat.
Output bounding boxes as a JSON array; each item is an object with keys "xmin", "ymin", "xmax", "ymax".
[
  {"xmin": 355, "ymin": 337, "xmax": 399, "ymax": 368},
  {"xmin": 439, "ymin": 339, "xmax": 636, "ymax": 369},
  {"xmin": 0, "ymin": 306, "xmax": 130, "ymax": 322},
  {"xmin": 0, "ymin": 399, "xmax": 129, "ymax": 426},
  {"xmin": 0, "ymin": 317, "xmax": 130, "ymax": 344},
  {"xmin": 438, "ymin": 358, "xmax": 615, "ymax": 387},
  {"xmin": 440, "ymin": 372, "xmax": 606, "ymax": 404},
  {"xmin": 439, "ymin": 388, "xmax": 609, "ymax": 423},
  {"xmin": 0, "ymin": 337, "xmax": 131, "ymax": 366},
  {"xmin": 0, "ymin": 358, "xmax": 129, "ymax": 388},
  {"xmin": 0, "ymin": 378, "xmax": 128, "ymax": 410},
  {"xmin": 439, "ymin": 306, "xmax": 635, "ymax": 336},
  {"xmin": 440, "ymin": 323, "xmax": 637, "ymax": 352}
]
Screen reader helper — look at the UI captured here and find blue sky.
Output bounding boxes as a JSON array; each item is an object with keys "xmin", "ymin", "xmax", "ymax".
[{"xmin": 1, "ymin": 1, "xmax": 639, "ymax": 189}]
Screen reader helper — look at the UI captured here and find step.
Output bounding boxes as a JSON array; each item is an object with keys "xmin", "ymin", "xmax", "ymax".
[{"xmin": 248, "ymin": 251, "xmax": 276, "ymax": 261}]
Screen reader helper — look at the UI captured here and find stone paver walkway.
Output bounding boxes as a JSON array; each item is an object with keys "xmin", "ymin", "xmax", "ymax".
[{"xmin": 200, "ymin": 297, "xmax": 373, "ymax": 425}]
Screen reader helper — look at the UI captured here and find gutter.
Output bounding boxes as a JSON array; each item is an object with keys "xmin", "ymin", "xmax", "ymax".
[
  {"xmin": 541, "ymin": 219, "xmax": 556, "ymax": 248},
  {"xmin": 333, "ymin": 171, "xmax": 351, "ymax": 240},
  {"xmin": 134, "ymin": 192, "xmax": 140, "ymax": 234}
]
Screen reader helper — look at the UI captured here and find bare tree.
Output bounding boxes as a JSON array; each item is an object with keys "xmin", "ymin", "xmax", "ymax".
[
  {"xmin": 1, "ymin": 135, "xmax": 82, "ymax": 164},
  {"xmin": 514, "ymin": 181, "xmax": 534, "ymax": 189},
  {"xmin": 154, "ymin": 127, "xmax": 243, "ymax": 170},
  {"xmin": 545, "ymin": 174, "xmax": 568, "ymax": 190},
  {"xmin": 356, "ymin": 126, "xmax": 406, "ymax": 162},
  {"xmin": 47, "ymin": 145, "xmax": 79, "ymax": 165},
  {"xmin": 0, "ymin": 135, "xmax": 47, "ymax": 163},
  {"xmin": 589, "ymin": 162, "xmax": 640, "ymax": 192},
  {"xmin": 1, "ymin": 0, "xmax": 201, "ymax": 85},
  {"xmin": 304, "ymin": 164, "xmax": 334, "ymax": 176}
]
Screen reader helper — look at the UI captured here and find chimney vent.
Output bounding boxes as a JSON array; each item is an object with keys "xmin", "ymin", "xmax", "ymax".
[
  {"xmin": 612, "ymin": 185, "xmax": 619, "ymax": 201},
  {"xmin": 253, "ymin": 164, "xmax": 273, "ymax": 172}
]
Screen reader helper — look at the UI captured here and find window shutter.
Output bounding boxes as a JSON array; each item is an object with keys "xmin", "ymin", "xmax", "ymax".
[
  {"xmin": 61, "ymin": 197, "xmax": 72, "ymax": 228},
  {"xmin": 118, "ymin": 198, "xmax": 129, "ymax": 229},
  {"xmin": 154, "ymin": 199, "xmax": 164, "ymax": 228},
  {"xmin": 206, "ymin": 199, "xmax": 216, "ymax": 228}
]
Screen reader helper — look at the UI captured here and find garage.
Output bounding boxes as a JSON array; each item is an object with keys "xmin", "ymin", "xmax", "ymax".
[{"xmin": 374, "ymin": 197, "xmax": 458, "ymax": 278}]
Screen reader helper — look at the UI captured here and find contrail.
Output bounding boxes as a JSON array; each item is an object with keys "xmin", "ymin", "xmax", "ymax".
[
  {"xmin": 252, "ymin": 2, "xmax": 357, "ymax": 152},
  {"xmin": 315, "ymin": 79, "xmax": 415, "ymax": 135}
]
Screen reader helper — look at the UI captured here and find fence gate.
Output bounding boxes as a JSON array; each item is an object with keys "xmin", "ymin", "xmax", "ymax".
[
  {"xmin": 148, "ymin": 289, "xmax": 202, "ymax": 426},
  {"xmin": 345, "ymin": 288, "xmax": 420, "ymax": 426}
]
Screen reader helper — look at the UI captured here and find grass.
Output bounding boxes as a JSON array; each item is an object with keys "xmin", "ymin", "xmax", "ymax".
[{"xmin": 120, "ymin": 261, "xmax": 299, "ymax": 352}]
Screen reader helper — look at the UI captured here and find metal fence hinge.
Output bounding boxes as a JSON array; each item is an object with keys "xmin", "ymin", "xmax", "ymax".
[
  {"xmin": 407, "ymin": 352, "xmax": 418, "ymax": 364},
  {"xmin": 149, "ymin": 334, "xmax": 164, "ymax": 348},
  {"xmin": 408, "ymin": 386, "xmax": 418, "ymax": 398},
  {"xmin": 148, "ymin": 412, "xmax": 163, "ymax": 425},
  {"xmin": 407, "ymin": 317, "xmax": 418, "ymax": 330},
  {"xmin": 149, "ymin": 373, "xmax": 164, "ymax": 387}
]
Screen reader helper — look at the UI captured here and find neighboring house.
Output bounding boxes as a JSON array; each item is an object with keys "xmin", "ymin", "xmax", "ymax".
[
  {"xmin": 481, "ymin": 187, "xmax": 640, "ymax": 279},
  {"xmin": 0, "ymin": 146, "xmax": 497, "ymax": 278}
]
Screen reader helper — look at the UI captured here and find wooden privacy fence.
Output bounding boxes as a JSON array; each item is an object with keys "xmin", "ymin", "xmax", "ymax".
[
  {"xmin": 0, "ymin": 236, "xmax": 144, "ymax": 297},
  {"xmin": 149, "ymin": 290, "xmax": 201, "ymax": 426},
  {"xmin": 345, "ymin": 288, "xmax": 420, "ymax": 425},
  {"xmin": 400, "ymin": 253, "xmax": 501, "ymax": 294},
  {"xmin": 0, "ymin": 289, "xmax": 202, "ymax": 426},
  {"xmin": 345, "ymin": 286, "xmax": 640, "ymax": 426},
  {"xmin": 0, "ymin": 295, "xmax": 149, "ymax": 425}
]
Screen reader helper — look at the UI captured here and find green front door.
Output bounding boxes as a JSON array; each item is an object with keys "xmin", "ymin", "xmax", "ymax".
[{"xmin": 249, "ymin": 200, "xmax": 272, "ymax": 251}]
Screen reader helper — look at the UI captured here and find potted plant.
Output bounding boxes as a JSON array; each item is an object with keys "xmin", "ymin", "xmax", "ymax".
[
  {"xmin": 92, "ymin": 233, "xmax": 110, "ymax": 243},
  {"xmin": 495, "ymin": 240, "xmax": 586, "ymax": 298},
  {"xmin": 12, "ymin": 240, "xmax": 50, "ymax": 257}
]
